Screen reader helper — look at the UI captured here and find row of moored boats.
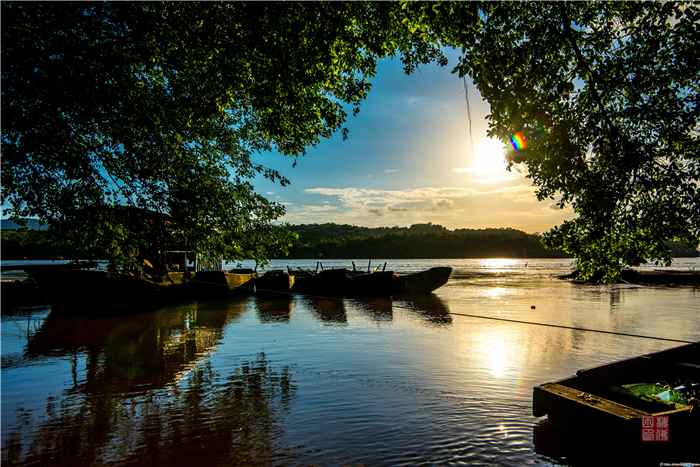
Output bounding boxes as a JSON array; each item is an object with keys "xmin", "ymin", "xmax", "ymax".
[{"xmin": 235, "ymin": 263, "xmax": 453, "ymax": 296}]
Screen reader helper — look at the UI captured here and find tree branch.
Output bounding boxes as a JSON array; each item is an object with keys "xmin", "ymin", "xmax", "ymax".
[{"xmin": 557, "ymin": 3, "xmax": 618, "ymax": 139}]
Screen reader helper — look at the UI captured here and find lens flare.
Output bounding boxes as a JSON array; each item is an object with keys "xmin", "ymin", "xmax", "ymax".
[{"xmin": 509, "ymin": 132, "xmax": 527, "ymax": 151}]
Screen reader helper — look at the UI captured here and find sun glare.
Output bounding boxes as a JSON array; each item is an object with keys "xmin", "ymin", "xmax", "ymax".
[{"xmin": 473, "ymin": 138, "xmax": 508, "ymax": 173}]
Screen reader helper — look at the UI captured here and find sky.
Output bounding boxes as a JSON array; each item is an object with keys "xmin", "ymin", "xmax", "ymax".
[{"xmin": 251, "ymin": 49, "xmax": 575, "ymax": 234}]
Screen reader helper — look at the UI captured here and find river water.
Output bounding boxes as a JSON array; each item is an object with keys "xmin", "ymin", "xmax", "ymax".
[{"xmin": 2, "ymin": 258, "xmax": 699, "ymax": 466}]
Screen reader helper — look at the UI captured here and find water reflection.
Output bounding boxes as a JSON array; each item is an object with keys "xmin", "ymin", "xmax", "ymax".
[
  {"xmin": 254, "ymin": 294, "xmax": 294, "ymax": 323},
  {"xmin": 27, "ymin": 297, "xmax": 252, "ymax": 392},
  {"xmin": 304, "ymin": 296, "xmax": 347, "ymax": 325},
  {"xmin": 2, "ymin": 352, "xmax": 296, "ymax": 467},
  {"xmin": 482, "ymin": 258, "xmax": 527, "ymax": 270},
  {"xmin": 348, "ymin": 296, "xmax": 393, "ymax": 324},
  {"xmin": 5, "ymin": 297, "xmax": 298, "ymax": 466},
  {"xmin": 396, "ymin": 294, "xmax": 452, "ymax": 326}
]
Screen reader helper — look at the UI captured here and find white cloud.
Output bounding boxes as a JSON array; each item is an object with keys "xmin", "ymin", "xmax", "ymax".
[
  {"xmin": 384, "ymin": 169, "xmax": 399, "ymax": 173},
  {"xmin": 304, "ymin": 185, "xmax": 537, "ymax": 211},
  {"xmin": 300, "ymin": 205, "xmax": 339, "ymax": 212},
  {"xmin": 433, "ymin": 198, "xmax": 454, "ymax": 209},
  {"xmin": 283, "ymin": 184, "xmax": 575, "ymax": 233}
]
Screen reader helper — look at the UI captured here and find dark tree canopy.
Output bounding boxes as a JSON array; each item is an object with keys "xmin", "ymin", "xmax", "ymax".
[
  {"xmin": 403, "ymin": 1, "xmax": 699, "ymax": 281},
  {"xmin": 1, "ymin": 2, "xmax": 442, "ymax": 269},
  {"xmin": 3, "ymin": 2, "xmax": 698, "ymax": 281}
]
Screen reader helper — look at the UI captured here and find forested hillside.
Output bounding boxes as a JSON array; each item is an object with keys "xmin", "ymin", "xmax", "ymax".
[
  {"xmin": 3, "ymin": 222, "xmax": 696, "ymax": 261},
  {"xmin": 282, "ymin": 223, "xmax": 570, "ymax": 259}
]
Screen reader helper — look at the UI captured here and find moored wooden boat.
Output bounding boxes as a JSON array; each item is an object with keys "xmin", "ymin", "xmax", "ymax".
[
  {"xmin": 24, "ymin": 267, "xmax": 189, "ymax": 316},
  {"xmin": 391, "ymin": 267, "xmax": 452, "ymax": 294},
  {"xmin": 254, "ymin": 270, "xmax": 295, "ymax": 294},
  {"xmin": 188, "ymin": 269, "xmax": 257, "ymax": 297},
  {"xmin": 23, "ymin": 266, "xmax": 257, "ymax": 316},
  {"xmin": 621, "ymin": 269, "xmax": 700, "ymax": 284},
  {"xmin": 533, "ymin": 341, "xmax": 700, "ymax": 446},
  {"xmin": 346, "ymin": 270, "xmax": 394, "ymax": 296},
  {"xmin": 291, "ymin": 268, "xmax": 347, "ymax": 296}
]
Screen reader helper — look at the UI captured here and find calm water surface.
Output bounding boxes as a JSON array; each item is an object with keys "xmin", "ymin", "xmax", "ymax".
[{"xmin": 2, "ymin": 258, "xmax": 699, "ymax": 466}]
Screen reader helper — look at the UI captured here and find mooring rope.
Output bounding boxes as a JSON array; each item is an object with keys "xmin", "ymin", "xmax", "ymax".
[{"xmin": 426, "ymin": 309, "xmax": 697, "ymax": 345}]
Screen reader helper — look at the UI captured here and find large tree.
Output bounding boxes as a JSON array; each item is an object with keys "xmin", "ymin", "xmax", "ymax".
[
  {"xmin": 4, "ymin": 2, "xmax": 697, "ymax": 281},
  {"xmin": 1, "ymin": 2, "xmax": 442, "ymax": 269},
  {"xmin": 403, "ymin": 1, "xmax": 699, "ymax": 282}
]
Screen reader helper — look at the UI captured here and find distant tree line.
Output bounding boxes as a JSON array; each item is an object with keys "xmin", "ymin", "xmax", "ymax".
[
  {"xmin": 280, "ymin": 223, "xmax": 569, "ymax": 259},
  {"xmin": 1, "ymin": 228, "xmax": 86, "ymax": 260},
  {"xmin": 3, "ymin": 222, "xmax": 697, "ymax": 261}
]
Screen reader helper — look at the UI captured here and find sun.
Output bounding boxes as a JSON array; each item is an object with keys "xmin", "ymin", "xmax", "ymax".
[{"xmin": 472, "ymin": 138, "xmax": 508, "ymax": 173}]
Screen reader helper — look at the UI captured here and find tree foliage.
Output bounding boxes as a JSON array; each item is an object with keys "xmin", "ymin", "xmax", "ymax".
[
  {"xmin": 402, "ymin": 2, "xmax": 700, "ymax": 282},
  {"xmin": 1, "ymin": 2, "xmax": 442, "ymax": 269},
  {"xmin": 3, "ymin": 2, "xmax": 697, "ymax": 281}
]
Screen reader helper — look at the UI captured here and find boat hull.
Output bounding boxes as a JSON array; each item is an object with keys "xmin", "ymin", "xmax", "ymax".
[
  {"xmin": 291, "ymin": 268, "xmax": 347, "ymax": 296},
  {"xmin": 533, "ymin": 341, "xmax": 700, "ymax": 447},
  {"xmin": 24, "ymin": 267, "xmax": 256, "ymax": 316},
  {"xmin": 346, "ymin": 270, "xmax": 394, "ymax": 296},
  {"xmin": 254, "ymin": 271, "xmax": 295, "ymax": 294},
  {"xmin": 391, "ymin": 267, "xmax": 452, "ymax": 294}
]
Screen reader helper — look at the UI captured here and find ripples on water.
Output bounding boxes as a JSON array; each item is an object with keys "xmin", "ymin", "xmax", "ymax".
[{"xmin": 2, "ymin": 259, "xmax": 699, "ymax": 466}]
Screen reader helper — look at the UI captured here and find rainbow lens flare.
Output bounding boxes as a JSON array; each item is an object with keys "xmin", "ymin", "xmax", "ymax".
[{"xmin": 509, "ymin": 132, "xmax": 527, "ymax": 151}]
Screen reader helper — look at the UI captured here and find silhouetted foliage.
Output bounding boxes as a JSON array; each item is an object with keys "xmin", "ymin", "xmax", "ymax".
[{"xmin": 403, "ymin": 2, "xmax": 700, "ymax": 281}]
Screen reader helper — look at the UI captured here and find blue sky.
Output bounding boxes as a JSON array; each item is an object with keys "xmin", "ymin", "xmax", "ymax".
[{"xmin": 252, "ymin": 49, "xmax": 575, "ymax": 234}]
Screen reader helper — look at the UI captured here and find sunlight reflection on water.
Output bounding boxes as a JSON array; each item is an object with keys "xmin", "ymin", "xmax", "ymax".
[{"xmin": 2, "ymin": 258, "xmax": 699, "ymax": 466}]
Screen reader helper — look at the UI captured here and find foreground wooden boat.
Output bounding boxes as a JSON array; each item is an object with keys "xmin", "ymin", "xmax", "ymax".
[
  {"xmin": 391, "ymin": 267, "xmax": 452, "ymax": 294},
  {"xmin": 533, "ymin": 341, "xmax": 700, "ymax": 447}
]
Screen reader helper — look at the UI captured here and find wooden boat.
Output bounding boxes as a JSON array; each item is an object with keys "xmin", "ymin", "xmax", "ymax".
[
  {"xmin": 187, "ymin": 269, "xmax": 257, "ymax": 298},
  {"xmin": 391, "ymin": 267, "xmax": 452, "ymax": 294},
  {"xmin": 253, "ymin": 270, "xmax": 295, "ymax": 294},
  {"xmin": 559, "ymin": 268, "xmax": 700, "ymax": 284},
  {"xmin": 533, "ymin": 341, "xmax": 700, "ymax": 447},
  {"xmin": 621, "ymin": 269, "xmax": 700, "ymax": 284},
  {"xmin": 291, "ymin": 268, "xmax": 347, "ymax": 296},
  {"xmin": 346, "ymin": 270, "xmax": 394, "ymax": 296},
  {"xmin": 22, "ymin": 265, "xmax": 256, "ymax": 316},
  {"xmin": 23, "ymin": 267, "xmax": 188, "ymax": 316}
]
